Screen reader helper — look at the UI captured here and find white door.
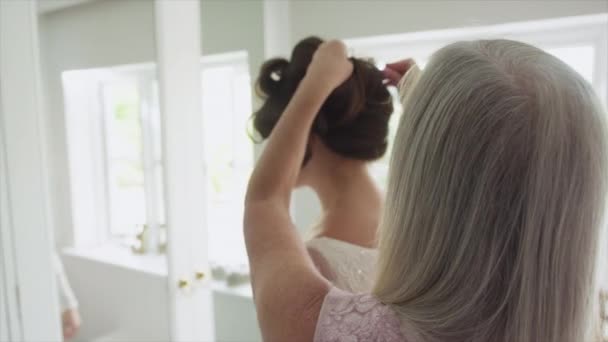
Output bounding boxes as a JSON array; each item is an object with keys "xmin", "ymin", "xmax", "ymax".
[
  {"xmin": 0, "ymin": 1, "xmax": 61, "ymax": 340},
  {"xmin": 154, "ymin": 1, "xmax": 214, "ymax": 340},
  {"xmin": 0, "ymin": 98, "xmax": 22, "ymax": 342}
]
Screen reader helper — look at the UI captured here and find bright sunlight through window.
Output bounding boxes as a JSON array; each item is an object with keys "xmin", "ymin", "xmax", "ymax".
[{"xmin": 63, "ymin": 52, "xmax": 253, "ymax": 267}]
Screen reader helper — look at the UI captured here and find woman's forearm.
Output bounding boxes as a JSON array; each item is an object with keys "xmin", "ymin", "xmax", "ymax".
[{"xmin": 245, "ymin": 75, "xmax": 332, "ymax": 205}]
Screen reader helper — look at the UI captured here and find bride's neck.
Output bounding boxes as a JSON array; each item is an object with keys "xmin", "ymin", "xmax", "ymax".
[{"xmin": 310, "ymin": 164, "xmax": 382, "ymax": 248}]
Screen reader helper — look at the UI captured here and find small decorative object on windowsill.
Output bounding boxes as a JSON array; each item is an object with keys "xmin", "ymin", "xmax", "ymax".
[
  {"xmin": 226, "ymin": 264, "xmax": 250, "ymax": 286},
  {"xmin": 131, "ymin": 224, "xmax": 168, "ymax": 255},
  {"xmin": 210, "ymin": 262, "xmax": 250, "ymax": 287},
  {"xmin": 210, "ymin": 262, "xmax": 227, "ymax": 280}
]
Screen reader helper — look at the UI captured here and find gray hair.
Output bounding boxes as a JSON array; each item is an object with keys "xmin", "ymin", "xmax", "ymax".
[{"xmin": 374, "ymin": 39, "xmax": 607, "ymax": 342}]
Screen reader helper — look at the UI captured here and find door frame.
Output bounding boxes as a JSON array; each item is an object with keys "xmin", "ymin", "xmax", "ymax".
[{"xmin": 154, "ymin": 1, "xmax": 214, "ymax": 340}]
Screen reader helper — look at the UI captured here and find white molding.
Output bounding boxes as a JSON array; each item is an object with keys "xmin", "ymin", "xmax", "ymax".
[
  {"xmin": 37, "ymin": 0, "xmax": 96, "ymax": 14},
  {"xmin": 61, "ymin": 51, "xmax": 249, "ymax": 77}
]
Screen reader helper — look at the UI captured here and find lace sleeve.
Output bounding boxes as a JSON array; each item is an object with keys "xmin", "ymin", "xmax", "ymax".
[{"xmin": 314, "ymin": 287, "xmax": 405, "ymax": 342}]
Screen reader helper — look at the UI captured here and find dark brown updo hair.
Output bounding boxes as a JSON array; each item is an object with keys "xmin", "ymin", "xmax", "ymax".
[{"xmin": 252, "ymin": 36, "xmax": 394, "ymax": 162}]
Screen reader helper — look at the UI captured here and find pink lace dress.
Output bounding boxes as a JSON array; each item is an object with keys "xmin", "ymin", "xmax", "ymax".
[{"xmin": 314, "ymin": 287, "xmax": 406, "ymax": 342}]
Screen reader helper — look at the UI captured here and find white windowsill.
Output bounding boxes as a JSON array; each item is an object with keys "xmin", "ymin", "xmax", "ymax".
[{"xmin": 62, "ymin": 244, "xmax": 253, "ymax": 298}]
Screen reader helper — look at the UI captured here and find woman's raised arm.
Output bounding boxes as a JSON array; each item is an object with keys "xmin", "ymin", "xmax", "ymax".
[{"xmin": 244, "ymin": 41, "xmax": 353, "ymax": 341}]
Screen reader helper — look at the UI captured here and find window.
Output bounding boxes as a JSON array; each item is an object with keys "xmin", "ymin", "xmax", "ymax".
[
  {"xmin": 200, "ymin": 53, "xmax": 253, "ymax": 267},
  {"xmin": 63, "ymin": 52, "xmax": 253, "ymax": 267},
  {"xmin": 63, "ymin": 66, "xmax": 160, "ymax": 248},
  {"xmin": 101, "ymin": 80, "xmax": 165, "ymax": 242},
  {"xmin": 102, "ymin": 82, "xmax": 145, "ymax": 237}
]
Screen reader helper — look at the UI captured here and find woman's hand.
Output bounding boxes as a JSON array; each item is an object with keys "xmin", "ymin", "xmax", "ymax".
[
  {"xmin": 305, "ymin": 40, "xmax": 353, "ymax": 94},
  {"xmin": 382, "ymin": 59, "xmax": 415, "ymax": 86},
  {"xmin": 62, "ymin": 308, "xmax": 81, "ymax": 340}
]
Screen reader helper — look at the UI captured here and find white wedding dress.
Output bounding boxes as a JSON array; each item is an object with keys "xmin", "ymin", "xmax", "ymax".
[{"xmin": 306, "ymin": 237, "xmax": 378, "ymax": 293}]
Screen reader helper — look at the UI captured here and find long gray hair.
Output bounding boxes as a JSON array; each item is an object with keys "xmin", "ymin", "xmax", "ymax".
[{"xmin": 374, "ymin": 39, "xmax": 607, "ymax": 342}]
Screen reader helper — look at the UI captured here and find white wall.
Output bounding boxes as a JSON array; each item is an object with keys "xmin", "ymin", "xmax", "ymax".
[
  {"xmin": 201, "ymin": 0, "xmax": 265, "ymax": 76},
  {"xmin": 62, "ymin": 255, "xmax": 171, "ymax": 341},
  {"xmin": 62, "ymin": 253, "xmax": 261, "ymax": 342},
  {"xmin": 213, "ymin": 291, "xmax": 262, "ymax": 342}
]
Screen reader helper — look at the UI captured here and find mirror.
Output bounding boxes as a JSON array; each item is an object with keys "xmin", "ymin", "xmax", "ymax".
[
  {"xmin": 38, "ymin": 1, "xmax": 170, "ymax": 340},
  {"xmin": 37, "ymin": 0, "xmax": 263, "ymax": 340}
]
